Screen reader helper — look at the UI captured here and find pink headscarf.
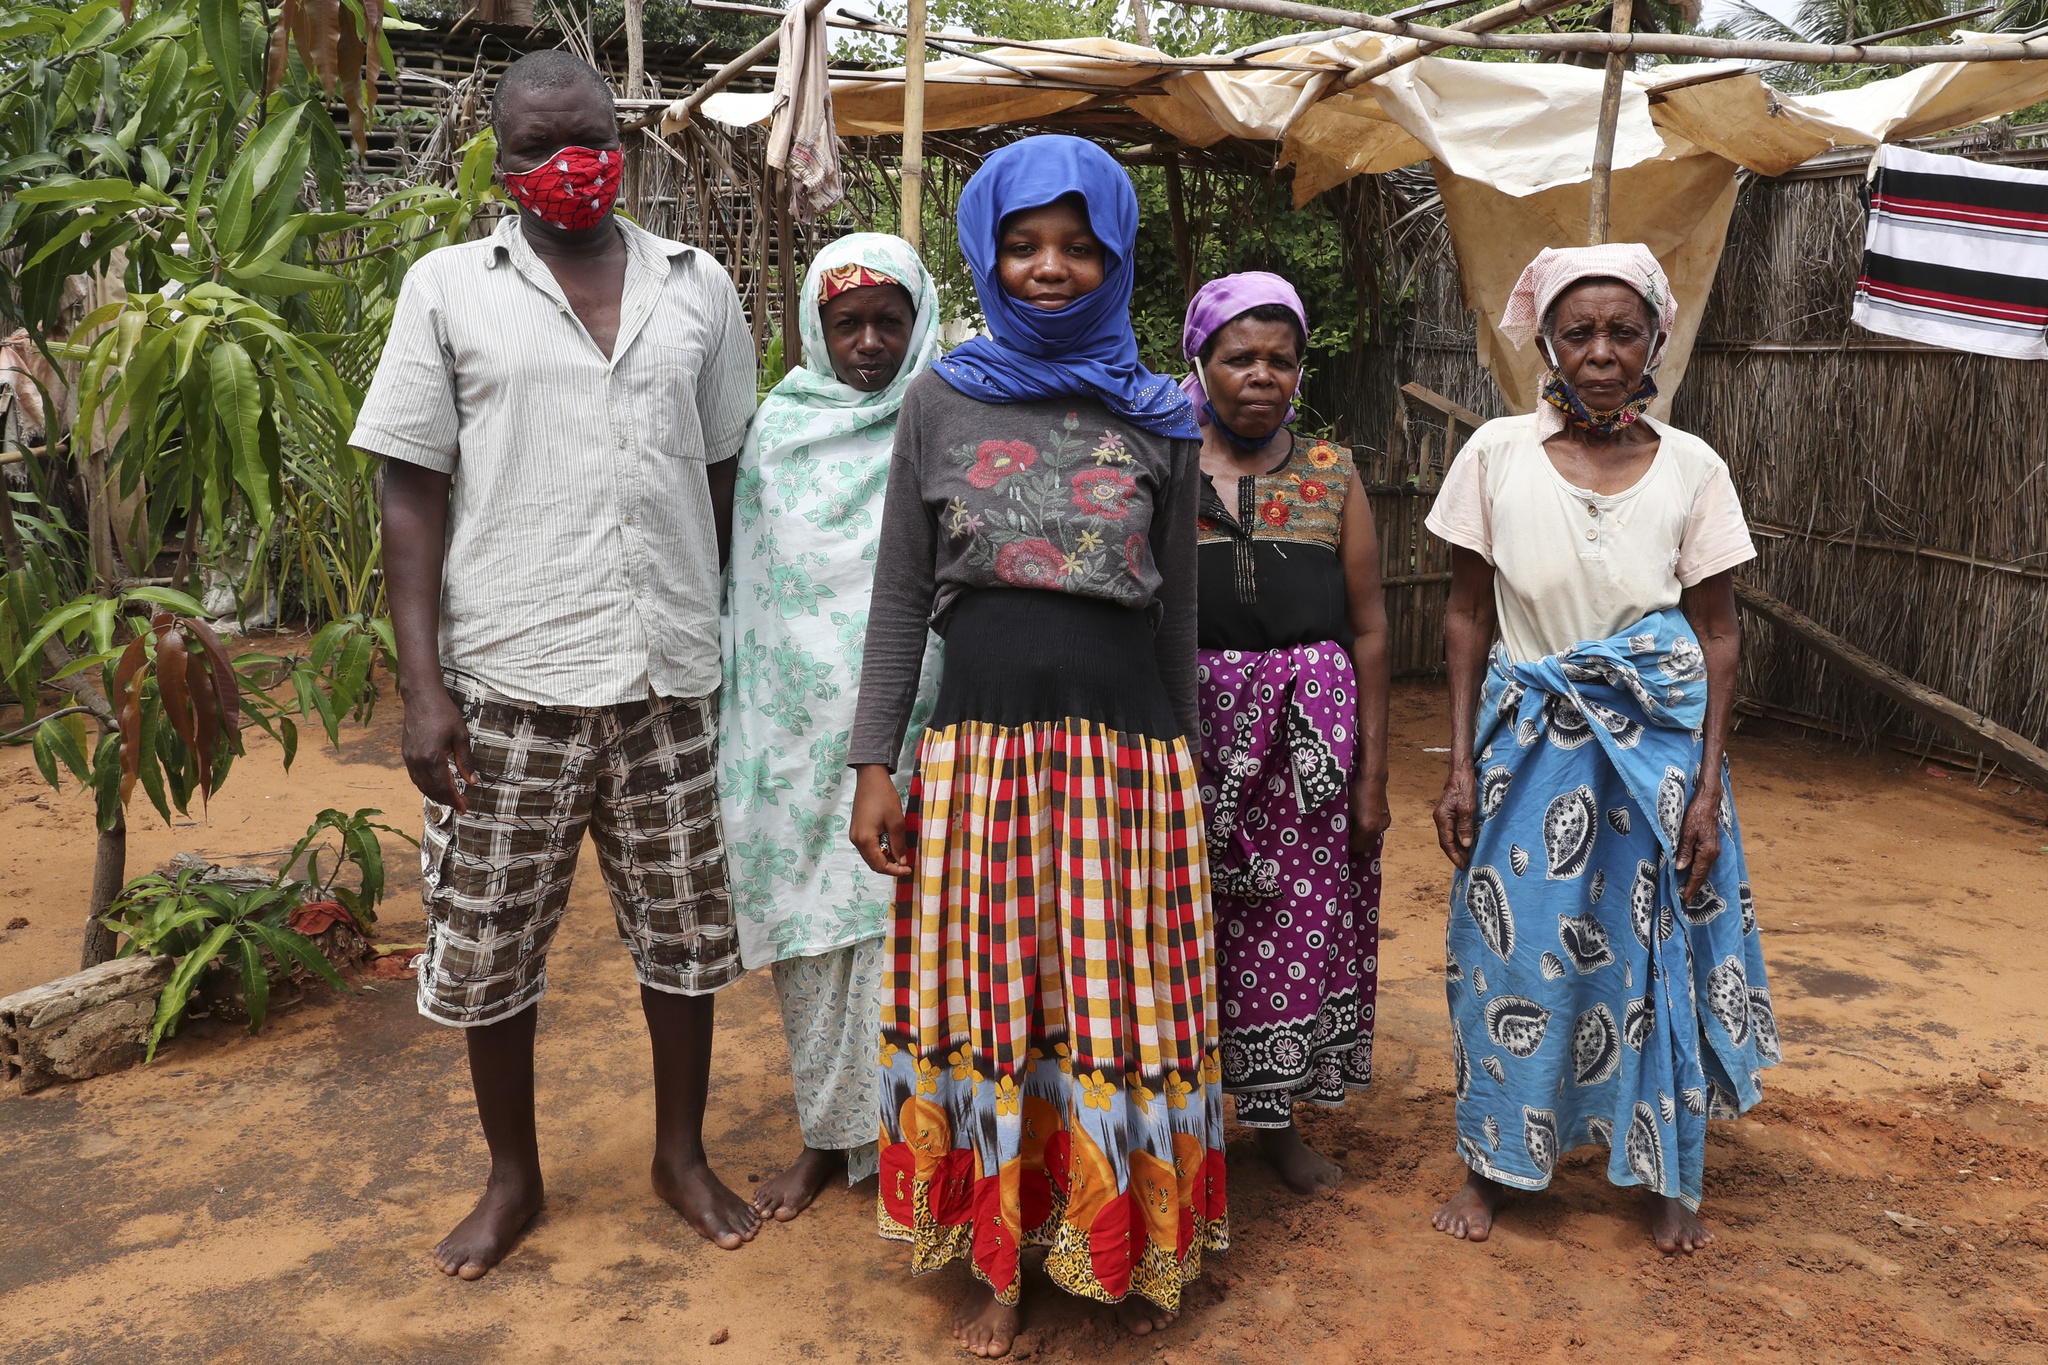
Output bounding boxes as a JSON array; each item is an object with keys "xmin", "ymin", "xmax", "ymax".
[{"xmin": 1500, "ymin": 244, "xmax": 1676, "ymax": 436}]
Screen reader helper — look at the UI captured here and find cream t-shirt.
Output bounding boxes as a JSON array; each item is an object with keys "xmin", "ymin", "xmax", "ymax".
[{"xmin": 1424, "ymin": 413, "xmax": 1756, "ymax": 663}]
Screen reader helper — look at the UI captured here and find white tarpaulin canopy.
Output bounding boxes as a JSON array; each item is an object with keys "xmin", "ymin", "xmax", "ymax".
[{"xmin": 665, "ymin": 36, "xmax": 2048, "ymax": 414}]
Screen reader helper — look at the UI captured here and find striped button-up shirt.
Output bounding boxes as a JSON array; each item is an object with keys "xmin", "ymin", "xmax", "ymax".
[{"xmin": 352, "ymin": 215, "xmax": 755, "ymax": 707}]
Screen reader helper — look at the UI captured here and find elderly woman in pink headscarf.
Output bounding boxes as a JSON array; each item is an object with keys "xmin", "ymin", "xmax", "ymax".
[
  {"xmin": 1422, "ymin": 245, "xmax": 1778, "ymax": 1254},
  {"xmin": 1183, "ymin": 272, "xmax": 1391, "ymax": 1196}
]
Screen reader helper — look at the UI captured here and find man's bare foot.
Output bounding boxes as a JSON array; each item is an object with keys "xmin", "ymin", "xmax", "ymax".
[
  {"xmin": 1647, "ymin": 1192, "xmax": 1715, "ymax": 1253},
  {"xmin": 432, "ymin": 1167, "xmax": 544, "ymax": 1280},
  {"xmin": 652, "ymin": 1151, "xmax": 760, "ymax": 1250},
  {"xmin": 1254, "ymin": 1123, "xmax": 1345, "ymax": 1196},
  {"xmin": 753, "ymin": 1145, "xmax": 845, "ymax": 1222},
  {"xmin": 1431, "ymin": 1170, "xmax": 1509, "ymax": 1242},
  {"xmin": 953, "ymin": 1285, "xmax": 1020, "ymax": 1358},
  {"xmin": 1115, "ymin": 1297, "xmax": 1179, "ymax": 1337}
]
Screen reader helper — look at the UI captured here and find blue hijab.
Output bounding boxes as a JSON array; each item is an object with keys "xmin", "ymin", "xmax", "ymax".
[{"xmin": 931, "ymin": 135, "xmax": 1199, "ymax": 439}]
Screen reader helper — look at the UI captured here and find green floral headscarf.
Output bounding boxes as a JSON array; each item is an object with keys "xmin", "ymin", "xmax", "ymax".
[{"xmin": 747, "ymin": 232, "xmax": 940, "ymax": 460}]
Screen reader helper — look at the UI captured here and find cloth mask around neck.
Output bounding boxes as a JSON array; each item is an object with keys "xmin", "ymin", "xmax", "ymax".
[
  {"xmin": 1540, "ymin": 369, "xmax": 1660, "ymax": 436},
  {"xmin": 502, "ymin": 145, "xmax": 622, "ymax": 232}
]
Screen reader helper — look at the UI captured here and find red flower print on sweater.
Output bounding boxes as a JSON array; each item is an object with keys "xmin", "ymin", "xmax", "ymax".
[
  {"xmin": 996, "ymin": 538, "xmax": 1068, "ymax": 589},
  {"xmin": 1296, "ymin": 478, "xmax": 1329, "ymax": 505},
  {"xmin": 1070, "ymin": 468, "xmax": 1138, "ymax": 520},
  {"xmin": 1124, "ymin": 533, "xmax": 1148, "ymax": 577},
  {"xmin": 967, "ymin": 440, "xmax": 1038, "ymax": 488},
  {"xmin": 1260, "ymin": 495, "xmax": 1290, "ymax": 528}
]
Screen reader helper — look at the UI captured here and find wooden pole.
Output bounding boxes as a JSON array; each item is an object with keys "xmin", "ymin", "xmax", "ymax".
[
  {"xmin": 1734, "ymin": 580, "xmax": 2048, "ymax": 792},
  {"xmin": 1173, "ymin": 0, "xmax": 2048, "ymax": 67},
  {"xmin": 901, "ymin": 0, "xmax": 927, "ymax": 248},
  {"xmin": 624, "ymin": 0, "xmax": 646, "ymax": 97},
  {"xmin": 1586, "ymin": 0, "xmax": 1633, "ymax": 246}
]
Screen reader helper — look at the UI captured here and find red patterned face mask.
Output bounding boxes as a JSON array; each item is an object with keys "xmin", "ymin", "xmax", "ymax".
[{"xmin": 501, "ymin": 145, "xmax": 622, "ymax": 232}]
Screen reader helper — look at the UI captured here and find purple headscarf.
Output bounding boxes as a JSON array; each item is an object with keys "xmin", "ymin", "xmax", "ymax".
[{"xmin": 1179, "ymin": 271, "xmax": 1310, "ymax": 432}]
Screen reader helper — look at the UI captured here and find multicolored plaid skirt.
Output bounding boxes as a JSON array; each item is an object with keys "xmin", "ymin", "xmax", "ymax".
[{"xmin": 878, "ymin": 590, "xmax": 1228, "ymax": 1310}]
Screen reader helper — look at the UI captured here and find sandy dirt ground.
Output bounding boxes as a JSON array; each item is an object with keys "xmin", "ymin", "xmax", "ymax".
[{"xmin": 4, "ymin": 678, "xmax": 2048, "ymax": 1364}]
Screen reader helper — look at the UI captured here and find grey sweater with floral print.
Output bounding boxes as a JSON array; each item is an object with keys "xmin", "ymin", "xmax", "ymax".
[{"xmin": 849, "ymin": 373, "xmax": 1201, "ymax": 766}]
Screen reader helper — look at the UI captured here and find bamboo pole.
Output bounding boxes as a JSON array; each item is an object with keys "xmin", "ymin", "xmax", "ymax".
[
  {"xmin": 1175, "ymin": 0, "xmax": 2048, "ymax": 66},
  {"xmin": 1587, "ymin": 0, "xmax": 1633, "ymax": 245},
  {"xmin": 776, "ymin": 170, "xmax": 800, "ymax": 369},
  {"xmin": 902, "ymin": 0, "xmax": 927, "ymax": 249}
]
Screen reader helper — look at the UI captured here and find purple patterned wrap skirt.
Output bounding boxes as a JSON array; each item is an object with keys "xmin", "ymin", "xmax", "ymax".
[{"xmin": 1195, "ymin": 643, "xmax": 1382, "ymax": 1128}]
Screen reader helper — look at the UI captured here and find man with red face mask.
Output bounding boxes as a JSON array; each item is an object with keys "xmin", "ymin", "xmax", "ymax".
[{"xmin": 351, "ymin": 50, "xmax": 760, "ymax": 1279}]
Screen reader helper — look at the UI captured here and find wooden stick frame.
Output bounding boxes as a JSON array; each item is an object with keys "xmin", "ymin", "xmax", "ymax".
[
  {"xmin": 1176, "ymin": 0, "xmax": 2048, "ymax": 66},
  {"xmin": 1340, "ymin": 0, "xmax": 1581, "ymax": 87},
  {"xmin": 1587, "ymin": 0, "xmax": 1634, "ymax": 246}
]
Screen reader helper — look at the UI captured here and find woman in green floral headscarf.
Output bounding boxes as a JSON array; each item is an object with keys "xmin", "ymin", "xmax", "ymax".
[{"xmin": 719, "ymin": 232, "xmax": 943, "ymax": 1219}]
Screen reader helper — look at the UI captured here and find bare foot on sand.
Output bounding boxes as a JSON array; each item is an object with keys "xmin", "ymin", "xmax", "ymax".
[
  {"xmin": 953, "ymin": 1285, "xmax": 1020, "ymax": 1358},
  {"xmin": 1432, "ymin": 1171, "xmax": 1509, "ymax": 1242},
  {"xmin": 753, "ymin": 1145, "xmax": 844, "ymax": 1221},
  {"xmin": 653, "ymin": 1152, "xmax": 760, "ymax": 1250},
  {"xmin": 1115, "ymin": 1298, "xmax": 1179, "ymax": 1337},
  {"xmin": 1647, "ymin": 1192, "xmax": 1715, "ymax": 1253},
  {"xmin": 433, "ymin": 1168, "xmax": 544, "ymax": 1280},
  {"xmin": 1255, "ymin": 1123, "xmax": 1345, "ymax": 1196}
]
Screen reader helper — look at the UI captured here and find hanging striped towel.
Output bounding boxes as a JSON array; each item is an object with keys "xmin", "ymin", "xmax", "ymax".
[{"xmin": 1852, "ymin": 144, "xmax": 2048, "ymax": 361}]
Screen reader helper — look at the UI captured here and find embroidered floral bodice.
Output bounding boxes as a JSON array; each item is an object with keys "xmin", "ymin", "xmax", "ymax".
[
  {"xmin": 1195, "ymin": 436, "xmax": 1360, "ymax": 653},
  {"xmin": 850, "ymin": 373, "xmax": 1201, "ymax": 764}
]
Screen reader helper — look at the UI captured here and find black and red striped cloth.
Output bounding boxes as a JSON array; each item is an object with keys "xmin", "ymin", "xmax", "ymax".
[{"xmin": 1853, "ymin": 144, "xmax": 2048, "ymax": 361}]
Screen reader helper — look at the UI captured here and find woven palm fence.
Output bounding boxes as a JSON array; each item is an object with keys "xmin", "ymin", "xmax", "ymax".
[
  {"xmin": 1674, "ymin": 152, "xmax": 2048, "ymax": 764},
  {"xmin": 1336, "ymin": 148, "xmax": 2048, "ymax": 768}
]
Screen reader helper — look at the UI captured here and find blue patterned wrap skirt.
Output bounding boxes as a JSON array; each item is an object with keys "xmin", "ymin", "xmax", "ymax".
[{"xmin": 1446, "ymin": 608, "xmax": 1779, "ymax": 1211}]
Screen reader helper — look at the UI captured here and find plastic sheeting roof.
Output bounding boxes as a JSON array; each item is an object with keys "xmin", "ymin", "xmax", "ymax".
[{"xmin": 669, "ymin": 35, "xmax": 2048, "ymax": 410}]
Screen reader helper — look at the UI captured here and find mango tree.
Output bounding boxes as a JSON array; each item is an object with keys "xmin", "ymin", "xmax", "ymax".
[{"xmin": 1, "ymin": 0, "xmax": 498, "ymax": 965}]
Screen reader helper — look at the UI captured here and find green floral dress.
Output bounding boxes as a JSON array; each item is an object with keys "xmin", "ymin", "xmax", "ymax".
[
  {"xmin": 720, "ymin": 424, "xmax": 940, "ymax": 967},
  {"xmin": 718, "ymin": 232, "xmax": 942, "ymax": 972}
]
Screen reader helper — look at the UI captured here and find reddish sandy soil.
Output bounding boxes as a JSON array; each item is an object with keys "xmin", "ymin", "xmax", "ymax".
[{"xmin": 4, "ymin": 678, "xmax": 2048, "ymax": 1363}]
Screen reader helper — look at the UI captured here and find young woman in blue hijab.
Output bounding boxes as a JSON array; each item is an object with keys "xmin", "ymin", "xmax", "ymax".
[{"xmin": 848, "ymin": 135, "xmax": 1224, "ymax": 1355}]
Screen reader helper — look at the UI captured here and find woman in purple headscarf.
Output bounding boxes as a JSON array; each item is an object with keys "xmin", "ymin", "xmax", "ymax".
[{"xmin": 1184, "ymin": 273, "xmax": 1392, "ymax": 1194}]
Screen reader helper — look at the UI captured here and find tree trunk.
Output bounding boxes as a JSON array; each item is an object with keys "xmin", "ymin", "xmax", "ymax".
[
  {"xmin": 1132, "ymin": 0, "xmax": 1153, "ymax": 46},
  {"xmin": 81, "ymin": 804, "xmax": 125, "ymax": 969},
  {"xmin": 1163, "ymin": 156, "xmax": 1196, "ymax": 300}
]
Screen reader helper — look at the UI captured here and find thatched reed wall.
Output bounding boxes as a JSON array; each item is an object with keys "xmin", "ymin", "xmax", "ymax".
[
  {"xmin": 1673, "ymin": 156, "xmax": 2048, "ymax": 759},
  {"xmin": 1340, "ymin": 148, "xmax": 2048, "ymax": 762}
]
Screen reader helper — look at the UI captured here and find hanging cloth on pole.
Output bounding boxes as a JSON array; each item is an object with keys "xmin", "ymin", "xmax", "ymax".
[
  {"xmin": 1853, "ymin": 144, "xmax": 2048, "ymax": 361},
  {"xmin": 766, "ymin": 0, "xmax": 845, "ymax": 220}
]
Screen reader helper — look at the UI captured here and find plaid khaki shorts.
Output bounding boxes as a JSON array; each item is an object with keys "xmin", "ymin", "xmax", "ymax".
[{"xmin": 415, "ymin": 672, "xmax": 740, "ymax": 1027}]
